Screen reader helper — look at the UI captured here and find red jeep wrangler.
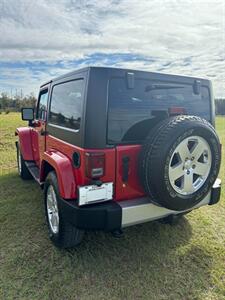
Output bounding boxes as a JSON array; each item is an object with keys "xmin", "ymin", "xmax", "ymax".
[{"xmin": 16, "ymin": 67, "xmax": 221, "ymax": 248}]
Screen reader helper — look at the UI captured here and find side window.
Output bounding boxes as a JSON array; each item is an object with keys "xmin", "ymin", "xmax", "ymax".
[
  {"xmin": 49, "ymin": 79, "xmax": 84, "ymax": 130},
  {"xmin": 37, "ymin": 90, "xmax": 48, "ymax": 120}
]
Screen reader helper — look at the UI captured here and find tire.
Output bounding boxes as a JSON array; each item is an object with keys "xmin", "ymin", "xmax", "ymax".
[
  {"xmin": 139, "ymin": 115, "xmax": 221, "ymax": 211},
  {"xmin": 17, "ymin": 144, "xmax": 33, "ymax": 180},
  {"xmin": 44, "ymin": 171, "xmax": 84, "ymax": 248}
]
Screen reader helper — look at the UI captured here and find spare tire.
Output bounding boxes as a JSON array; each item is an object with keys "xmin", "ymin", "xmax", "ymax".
[{"xmin": 139, "ymin": 115, "xmax": 221, "ymax": 211}]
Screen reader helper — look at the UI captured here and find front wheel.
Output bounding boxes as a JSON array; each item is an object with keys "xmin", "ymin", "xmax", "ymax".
[{"xmin": 44, "ymin": 171, "xmax": 84, "ymax": 248}]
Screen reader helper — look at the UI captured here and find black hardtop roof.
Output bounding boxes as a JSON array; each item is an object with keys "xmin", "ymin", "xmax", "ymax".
[{"xmin": 40, "ymin": 66, "xmax": 210, "ymax": 88}]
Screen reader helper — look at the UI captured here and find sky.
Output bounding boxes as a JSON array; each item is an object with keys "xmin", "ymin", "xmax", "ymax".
[{"xmin": 0, "ymin": 0, "xmax": 224, "ymax": 98}]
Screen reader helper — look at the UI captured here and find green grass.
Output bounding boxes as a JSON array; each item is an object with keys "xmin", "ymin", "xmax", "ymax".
[
  {"xmin": 0, "ymin": 113, "xmax": 224, "ymax": 300},
  {"xmin": 0, "ymin": 112, "xmax": 26, "ymax": 173}
]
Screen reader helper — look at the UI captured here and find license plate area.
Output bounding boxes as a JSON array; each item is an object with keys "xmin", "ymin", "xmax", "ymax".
[{"xmin": 78, "ymin": 182, "xmax": 113, "ymax": 206}]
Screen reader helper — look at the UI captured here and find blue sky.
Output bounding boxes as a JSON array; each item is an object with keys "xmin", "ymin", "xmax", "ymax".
[{"xmin": 0, "ymin": 0, "xmax": 224, "ymax": 97}]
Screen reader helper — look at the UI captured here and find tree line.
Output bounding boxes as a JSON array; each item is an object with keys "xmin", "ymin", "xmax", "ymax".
[
  {"xmin": 0, "ymin": 92, "xmax": 225, "ymax": 115},
  {"xmin": 0, "ymin": 92, "xmax": 37, "ymax": 113}
]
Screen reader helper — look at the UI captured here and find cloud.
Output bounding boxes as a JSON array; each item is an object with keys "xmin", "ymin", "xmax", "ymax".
[{"xmin": 0, "ymin": 0, "xmax": 224, "ymax": 97}]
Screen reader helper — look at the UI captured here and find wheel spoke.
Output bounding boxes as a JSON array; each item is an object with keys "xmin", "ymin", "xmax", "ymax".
[
  {"xmin": 55, "ymin": 214, "xmax": 59, "ymax": 226},
  {"xmin": 52, "ymin": 214, "xmax": 57, "ymax": 227},
  {"xmin": 49, "ymin": 212, "xmax": 54, "ymax": 225},
  {"xmin": 177, "ymin": 142, "xmax": 190, "ymax": 161},
  {"xmin": 182, "ymin": 172, "xmax": 194, "ymax": 193},
  {"xmin": 169, "ymin": 135, "xmax": 212, "ymax": 196},
  {"xmin": 46, "ymin": 185, "xmax": 59, "ymax": 234},
  {"xmin": 52, "ymin": 190, "xmax": 58, "ymax": 211},
  {"xmin": 191, "ymin": 142, "xmax": 205, "ymax": 160},
  {"xmin": 47, "ymin": 195, "xmax": 54, "ymax": 211},
  {"xmin": 169, "ymin": 163, "xmax": 184, "ymax": 182},
  {"xmin": 194, "ymin": 162, "xmax": 209, "ymax": 176}
]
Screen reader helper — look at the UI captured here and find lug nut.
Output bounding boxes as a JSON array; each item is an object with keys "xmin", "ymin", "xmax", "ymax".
[
  {"xmin": 191, "ymin": 157, "xmax": 194, "ymax": 161},
  {"xmin": 187, "ymin": 170, "xmax": 190, "ymax": 175},
  {"xmin": 192, "ymin": 164, "xmax": 196, "ymax": 169}
]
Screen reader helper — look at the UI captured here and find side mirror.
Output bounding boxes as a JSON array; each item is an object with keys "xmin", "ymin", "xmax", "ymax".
[{"xmin": 21, "ymin": 108, "xmax": 34, "ymax": 122}]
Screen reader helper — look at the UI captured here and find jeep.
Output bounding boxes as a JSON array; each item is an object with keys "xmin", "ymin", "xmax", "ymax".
[{"xmin": 16, "ymin": 67, "xmax": 221, "ymax": 248}]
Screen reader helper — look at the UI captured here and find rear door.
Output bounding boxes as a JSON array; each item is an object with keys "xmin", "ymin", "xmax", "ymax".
[
  {"xmin": 32, "ymin": 88, "xmax": 49, "ymax": 167},
  {"xmin": 107, "ymin": 74, "xmax": 211, "ymax": 201}
]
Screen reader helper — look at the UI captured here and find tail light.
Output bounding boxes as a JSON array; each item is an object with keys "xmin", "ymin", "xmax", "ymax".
[
  {"xmin": 169, "ymin": 107, "xmax": 186, "ymax": 116},
  {"xmin": 85, "ymin": 152, "xmax": 105, "ymax": 179}
]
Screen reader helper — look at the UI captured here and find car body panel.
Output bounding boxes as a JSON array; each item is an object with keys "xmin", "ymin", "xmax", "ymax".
[
  {"xmin": 115, "ymin": 145, "xmax": 145, "ymax": 201},
  {"xmin": 31, "ymin": 120, "xmax": 46, "ymax": 167},
  {"xmin": 15, "ymin": 127, "xmax": 34, "ymax": 161},
  {"xmin": 41, "ymin": 150, "xmax": 76, "ymax": 199},
  {"xmin": 44, "ymin": 134, "xmax": 116, "ymax": 199}
]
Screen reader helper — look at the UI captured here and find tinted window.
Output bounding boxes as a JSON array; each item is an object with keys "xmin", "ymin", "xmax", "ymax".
[
  {"xmin": 37, "ymin": 90, "xmax": 48, "ymax": 120},
  {"xmin": 49, "ymin": 79, "xmax": 84, "ymax": 130},
  {"xmin": 108, "ymin": 78, "xmax": 210, "ymax": 143}
]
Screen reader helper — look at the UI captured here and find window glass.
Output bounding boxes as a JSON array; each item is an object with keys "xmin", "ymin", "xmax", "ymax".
[
  {"xmin": 108, "ymin": 78, "xmax": 211, "ymax": 143},
  {"xmin": 49, "ymin": 79, "xmax": 84, "ymax": 130},
  {"xmin": 37, "ymin": 90, "xmax": 48, "ymax": 120}
]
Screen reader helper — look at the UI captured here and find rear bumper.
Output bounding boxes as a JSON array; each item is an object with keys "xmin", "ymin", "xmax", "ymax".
[
  {"xmin": 60, "ymin": 179, "xmax": 221, "ymax": 231},
  {"xmin": 60, "ymin": 199, "xmax": 122, "ymax": 231}
]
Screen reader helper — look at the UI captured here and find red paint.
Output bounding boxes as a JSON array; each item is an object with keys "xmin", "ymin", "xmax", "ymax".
[
  {"xmin": 45, "ymin": 135, "xmax": 116, "ymax": 199},
  {"xmin": 40, "ymin": 150, "xmax": 76, "ymax": 199},
  {"xmin": 17, "ymin": 128, "xmax": 146, "ymax": 201},
  {"xmin": 15, "ymin": 128, "xmax": 34, "ymax": 161},
  {"xmin": 115, "ymin": 145, "xmax": 145, "ymax": 201},
  {"xmin": 31, "ymin": 120, "xmax": 46, "ymax": 167}
]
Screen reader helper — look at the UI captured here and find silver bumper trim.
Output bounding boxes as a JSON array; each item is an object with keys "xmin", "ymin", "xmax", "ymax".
[{"xmin": 119, "ymin": 192, "xmax": 211, "ymax": 228}]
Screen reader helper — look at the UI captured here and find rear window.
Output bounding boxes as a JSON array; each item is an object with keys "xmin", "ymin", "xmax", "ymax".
[
  {"xmin": 49, "ymin": 79, "xmax": 84, "ymax": 130},
  {"xmin": 107, "ymin": 77, "xmax": 211, "ymax": 144}
]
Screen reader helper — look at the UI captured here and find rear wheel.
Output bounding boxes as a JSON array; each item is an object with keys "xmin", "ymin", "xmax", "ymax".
[
  {"xmin": 17, "ymin": 144, "xmax": 32, "ymax": 180},
  {"xmin": 44, "ymin": 171, "xmax": 84, "ymax": 248}
]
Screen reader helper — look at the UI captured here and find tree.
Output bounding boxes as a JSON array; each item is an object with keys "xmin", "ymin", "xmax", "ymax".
[{"xmin": 0, "ymin": 92, "xmax": 37, "ymax": 111}]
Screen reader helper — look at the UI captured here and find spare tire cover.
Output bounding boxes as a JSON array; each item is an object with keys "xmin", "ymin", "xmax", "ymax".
[{"xmin": 139, "ymin": 115, "xmax": 221, "ymax": 211}]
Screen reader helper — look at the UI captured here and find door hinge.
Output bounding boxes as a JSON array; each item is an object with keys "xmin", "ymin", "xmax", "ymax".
[{"xmin": 40, "ymin": 129, "xmax": 48, "ymax": 136}]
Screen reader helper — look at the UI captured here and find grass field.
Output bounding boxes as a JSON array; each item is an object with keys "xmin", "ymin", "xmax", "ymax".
[{"xmin": 0, "ymin": 113, "xmax": 224, "ymax": 300}]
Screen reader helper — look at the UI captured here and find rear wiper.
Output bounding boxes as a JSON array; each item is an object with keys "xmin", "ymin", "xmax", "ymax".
[{"xmin": 145, "ymin": 84, "xmax": 185, "ymax": 92}]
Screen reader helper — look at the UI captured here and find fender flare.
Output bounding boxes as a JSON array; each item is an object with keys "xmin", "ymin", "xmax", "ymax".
[
  {"xmin": 41, "ymin": 151, "xmax": 76, "ymax": 199},
  {"xmin": 15, "ymin": 127, "xmax": 34, "ymax": 161}
]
